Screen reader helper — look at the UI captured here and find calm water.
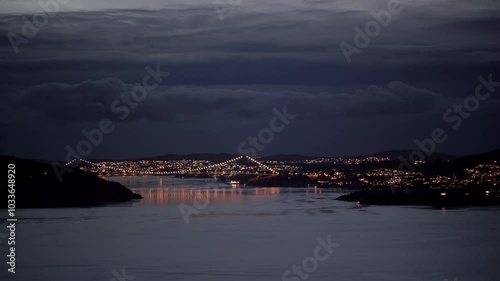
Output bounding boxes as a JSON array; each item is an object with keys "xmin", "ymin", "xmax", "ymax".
[{"xmin": 2, "ymin": 176, "xmax": 499, "ymax": 281}]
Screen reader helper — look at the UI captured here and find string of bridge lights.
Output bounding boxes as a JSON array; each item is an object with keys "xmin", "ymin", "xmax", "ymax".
[
  {"xmin": 178, "ymin": 156, "xmax": 244, "ymax": 173},
  {"xmin": 65, "ymin": 158, "xmax": 94, "ymax": 166},
  {"xmin": 177, "ymin": 156, "xmax": 279, "ymax": 174},
  {"xmin": 245, "ymin": 156, "xmax": 280, "ymax": 174},
  {"xmin": 67, "ymin": 156, "xmax": 279, "ymax": 175}
]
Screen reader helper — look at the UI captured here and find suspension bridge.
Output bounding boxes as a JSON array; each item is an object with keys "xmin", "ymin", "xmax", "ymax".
[{"xmin": 65, "ymin": 155, "xmax": 279, "ymax": 175}]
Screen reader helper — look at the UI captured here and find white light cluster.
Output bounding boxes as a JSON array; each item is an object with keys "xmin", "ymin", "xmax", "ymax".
[
  {"xmin": 65, "ymin": 158, "xmax": 94, "ymax": 166},
  {"xmin": 178, "ymin": 156, "xmax": 244, "ymax": 173},
  {"xmin": 245, "ymin": 156, "xmax": 279, "ymax": 174},
  {"xmin": 76, "ymin": 155, "xmax": 281, "ymax": 175}
]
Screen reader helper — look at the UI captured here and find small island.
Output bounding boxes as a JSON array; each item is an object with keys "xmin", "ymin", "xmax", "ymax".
[{"xmin": 1, "ymin": 156, "xmax": 142, "ymax": 208}]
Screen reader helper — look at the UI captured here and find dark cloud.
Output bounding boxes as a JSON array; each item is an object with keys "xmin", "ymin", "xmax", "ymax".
[
  {"xmin": 1, "ymin": 2, "xmax": 499, "ymax": 64},
  {"xmin": 0, "ymin": 0, "xmax": 499, "ymax": 158},
  {"xmin": 0, "ymin": 3, "xmax": 498, "ymax": 93},
  {"xmin": 2, "ymin": 78, "xmax": 452, "ymax": 123}
]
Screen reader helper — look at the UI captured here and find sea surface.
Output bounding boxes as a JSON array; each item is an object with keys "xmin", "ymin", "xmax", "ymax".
[{"xmin": 1, "ymin": 176, "xmax": 499, "ymax": 281}]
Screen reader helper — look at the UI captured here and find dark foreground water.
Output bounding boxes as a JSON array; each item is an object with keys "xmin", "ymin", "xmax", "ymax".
[{"xmin": 1, "ymin": 176, "xmax": 499, "ymax": 281}]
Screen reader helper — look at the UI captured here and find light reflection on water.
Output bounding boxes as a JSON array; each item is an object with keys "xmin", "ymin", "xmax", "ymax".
[
  {"xmin": 131, "ymin": 187, "xmax": 281, "ymax": 206},
  {"xmin": 106, "ymin": 175, "xmax": 348, "ymax": 206}
]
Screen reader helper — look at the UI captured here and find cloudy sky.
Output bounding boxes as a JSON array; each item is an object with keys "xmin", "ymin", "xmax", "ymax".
[{"xmin": 1, "ymin": 0, "xmax": 499, "ymax": 160}]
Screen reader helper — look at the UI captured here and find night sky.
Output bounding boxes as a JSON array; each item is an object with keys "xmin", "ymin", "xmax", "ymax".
[{"xmin": 1, "ymin": 0, "xmax": 499, "ymax": 160}]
